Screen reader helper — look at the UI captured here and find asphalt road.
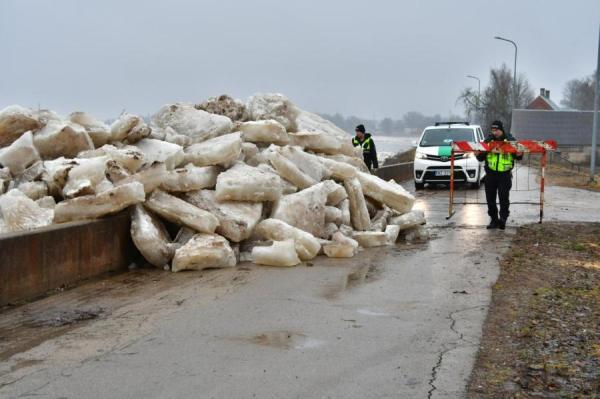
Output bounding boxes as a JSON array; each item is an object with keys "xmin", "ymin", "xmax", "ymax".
[{"xmin": 1, "ymin": 167, "xmax": 599, "ymax": 399}]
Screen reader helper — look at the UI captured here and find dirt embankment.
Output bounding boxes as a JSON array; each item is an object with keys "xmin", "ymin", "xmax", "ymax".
[{"xmin": 468, "ymin": 222, "xmax": 600, "ymax": 398}]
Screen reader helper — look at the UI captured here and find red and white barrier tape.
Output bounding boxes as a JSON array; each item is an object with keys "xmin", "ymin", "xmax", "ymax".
[{"xmin": 452, "ymin": 140, "xmax": 557, "ymax": 154}]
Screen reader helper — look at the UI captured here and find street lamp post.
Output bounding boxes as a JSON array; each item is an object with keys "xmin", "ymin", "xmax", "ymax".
[
  {"xmin": 590, "ymin": 25, "xmax": 600, "ymax": 182},
  {"xmin": 467, "ymin": 75, "xmax": 481, "ymax": 123},
  {"xmin": 494, "ymin": 36, "xmax": 518, "ymax": 109}
]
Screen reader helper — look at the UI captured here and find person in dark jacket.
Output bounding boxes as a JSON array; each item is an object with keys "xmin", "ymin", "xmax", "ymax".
[
  {"xmin": 475, "ymin": 120, "xmax": 523, "ymax": 230},
  {"xmin": 352, "ymin": 124, "xmax": 379, "ymax": 171}
]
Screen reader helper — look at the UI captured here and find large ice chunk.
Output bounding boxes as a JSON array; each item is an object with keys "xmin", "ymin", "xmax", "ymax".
[
  {"xmin": 322, "ymin": 154, "xmax": 370, "ymax": 173},
  {"xmin": 40, "ymin": 157, "xmax": 77, "ymax": 197},
  {"xmin": 0, "ymin": 167, "xmax": 10, "ymax": 194},
  {"xmin": 134, "ymin": 138, "xmax": 184, "ymax": 170},
  {"xmin": 323, "ymin": 180, "xmax": 347, "ymax": 206},
  {"xmin": 69, "ymin": 112, "xmax": 111, "ymax": 148},
  {"xmin": 33, "ymin": 120, "xmax": 94, "ymax": 159},
  {"xmin": 184, "ymin": 132, "xmax": 242, "ymax": 167},
  {"xmin": 82, "ymin": 144, "xmax": 144, "ymax": 173},
  {"xmin": 323, "ymin": 231, "xmax": 359, "ymax": 258},
  {"xmin": 0, "ymin": 131, "xmax": 41, "ymax": 175},
  {"xmin": 110, "ymin": 113, "xmax": 151, "ymax": 144},
  {"xmin": 116, "ymin": 162, "xmax": 168, "ymax": 194},
  {"xmin": 339, "ymin": 199, "xmax": 351, "ymax": 226},
  {"xmin": 357, "ymin": 172, "xmax": 415, "ymax": 214},
  {"xmin": 161, "ymin": 164, "xmax": 219, "ymax": 192},
  {"xmin": 239, "ymin": 120, "xmax": 289, "ymax": 145},
  {"xmin": 291, "ymin": 110, "xmax": 356, "ymax": 156},
  {"xmin": 131, "ymin": 204, "xmax": 174, "ymax": 268},
  {"xmin": 369, "ymin": 207, "xmax": 393, "ymax": 232},
  {"xmin": 246, "ymin": 93, "xmax": 298, "ymax": 132},
  {"xmin": 62, "ymin": 156, "xmax": 109, "ymax": 198},
  {"xmin": 352, "ymin": 231, "xmax": 389, "ymax": 248},
  {"xmin": 265, "ymin": 146, "xmax": 316, "ymax": 189},
  {"xmin": 318, "ymin": 155, "xmax": 357, "ymax": 180},
  {"xmin": 255, "ymin": 218, "xmax": 321, "ymax": 261},
  {"xmin": 343, "ymin": 177, "xmax": 370, "ymax": 231},
  {"xmin": 153, "ymin": 103, "xmax": 233, "ymax": 143},
  {"xmin": 36, "ymin": 195, "xmax": 56, "ymax": 209},
  {"xmin": 252, "ymin": 240, "xmax": 301, "ymax": 267},
  {"xmin": 215, "ymin": 162, "xmax": 282, "ymax": 202},
  {"xmin": 0, "ymin": 189, "xmax": 53, "ymax": 232},
  {"xmin": 270, "ymin": 181, "xmax": 330, "ymax": 237},
  {"xmin": 385, "ymin": 224, "xmax": 401, "ymax": 243},
  {"xmin": 240, "ymin": 142, "xmax": 259, "ymax": 164},
  {"xmin": 183, "ymin": 190, "xmax": 262, "ymax": 242},
  {"xmin": 162, "ymin": 126, "xmax": 193, "ymax": 147},
  {"xmin": 257, "ymin": 163, "xmax": 297, "ymax": 194},
  {"xmin": 0, "ymin": 105, "xmax": 41, "ymax": 148},
  {"xmin": 145, "ymin": 189, "xmax": 219, "ymax": 233},
  {"xmin": 279, "ymin": 145, "xmax": 326, "ymax": 182},
  {"xmin": 18, "ymin": 181, "xmax": 49, "ymax": 201},
  {"xmin": 172, "ymin": 233, "xmax": 236, "ymax": 272},
  {"xmin": 325, "ymin": 206, "xmax": 343, "ymax": 225},
  {"xmin": 389, "ymin": 210, "xmax": 426, "ymax": 230},
  {"xmin": 53, "ymin": 182, "xmax": 145, "ymax": 223},
  {"xmin": 195, "ymin": 95, "xmax": 248, "ymax": 121}
]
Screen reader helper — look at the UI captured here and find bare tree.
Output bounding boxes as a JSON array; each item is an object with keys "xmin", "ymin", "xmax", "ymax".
[
  {"xmin": 457, "ymin": 63, "xmax": 534, "ymax": 132},
  {"xmin": 561, "ymin": 72, "xmax": 596, "ymax": 110},
  {"xmin": 457, "ymin": 87, "xmax": 481, "ymax": 124}
]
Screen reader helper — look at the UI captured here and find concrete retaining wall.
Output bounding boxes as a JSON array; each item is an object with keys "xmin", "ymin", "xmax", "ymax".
[
  {"xmin": 374, "ymin": 162, "xmax": 414, "ymax": 182},
  {"xmin": 0, "ymin": 211, "xmax": 136, "ymax": 307}
]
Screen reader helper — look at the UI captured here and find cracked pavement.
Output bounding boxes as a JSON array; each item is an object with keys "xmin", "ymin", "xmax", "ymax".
[{"xmin": 1, "ymin": 167, "xmax": 599, "ymax": 398}]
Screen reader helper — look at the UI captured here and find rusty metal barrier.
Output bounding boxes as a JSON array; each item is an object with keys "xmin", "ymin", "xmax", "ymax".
[{"xmin": 0, "ymin": 211, "xmax": 137, "ymax": 307}]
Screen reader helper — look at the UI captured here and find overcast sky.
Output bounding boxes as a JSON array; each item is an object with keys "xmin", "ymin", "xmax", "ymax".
[{"xmin": 1, "ymin": 0, "xmax": 599, "ymax": 120}]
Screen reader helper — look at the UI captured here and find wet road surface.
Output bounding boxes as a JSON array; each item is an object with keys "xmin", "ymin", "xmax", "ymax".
[{"xmin": 1, "ymin": 167, "xmax": 599, "ymax": 398}]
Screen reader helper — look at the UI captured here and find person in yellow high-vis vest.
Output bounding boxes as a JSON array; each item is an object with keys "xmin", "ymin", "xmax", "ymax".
[
  {"xmin": 475, "ymin": 120, "xmax": 523, "ymax": 230},
  {"xmin": 352, "ymin": 124, "xmax": 379, "ymax": 171}
]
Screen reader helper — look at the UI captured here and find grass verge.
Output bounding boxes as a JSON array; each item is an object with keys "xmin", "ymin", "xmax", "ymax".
[{"xmin": 468, "ymin": 222, "xmax": 600, "ymax": 398}]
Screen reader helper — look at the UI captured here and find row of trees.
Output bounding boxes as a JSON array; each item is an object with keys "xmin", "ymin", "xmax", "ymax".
[
  {"xmin": 561, "ymin": 71, "xmax": 597, "ymax": 110},
  {"xmin": 319, "ymin": 111, "xmax": 463, "ymax": 136}
]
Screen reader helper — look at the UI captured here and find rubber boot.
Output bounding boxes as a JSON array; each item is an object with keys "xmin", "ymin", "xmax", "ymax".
[{"xmin": 487, "ymin": 219, "xmax": 500, "ymax": 229}]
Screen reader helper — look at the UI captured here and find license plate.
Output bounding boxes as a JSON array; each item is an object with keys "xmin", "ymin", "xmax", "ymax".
[{"xmin": 435, "ymin": 170, "xmax": 452, "ymax": 176}]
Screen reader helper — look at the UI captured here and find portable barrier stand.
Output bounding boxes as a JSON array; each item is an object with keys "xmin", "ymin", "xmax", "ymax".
[{"xmin": 447, "ymin": 140, "xmax": 558, "ymax": 223}]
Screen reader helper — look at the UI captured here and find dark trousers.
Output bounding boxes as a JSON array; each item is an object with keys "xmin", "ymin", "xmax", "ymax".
[{"xmin": 484, "ymin": 171, "xmax": 512, "ymax": 221}]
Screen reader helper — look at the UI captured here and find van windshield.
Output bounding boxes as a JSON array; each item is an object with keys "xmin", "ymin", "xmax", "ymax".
[{"xmin": 419, "ymin": 128, "xmax": 475, "ymax": 147}]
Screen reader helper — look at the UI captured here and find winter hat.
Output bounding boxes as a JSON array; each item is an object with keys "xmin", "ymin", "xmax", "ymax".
[
  {"xmin": 355, "ymin": 124, "xmax": 366, "ymax": 133},
  {"xmin": 491, "ymin": 120, "xmax": 504, "ymax": 132}
]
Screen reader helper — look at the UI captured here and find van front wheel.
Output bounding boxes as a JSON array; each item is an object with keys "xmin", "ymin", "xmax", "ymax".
[{"xmin": 414, "ymin": 181, "xmax": 425, "ymax": 190}]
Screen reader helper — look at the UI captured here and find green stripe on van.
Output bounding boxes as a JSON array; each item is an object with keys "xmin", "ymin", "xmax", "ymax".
[{"xmin": 438, "ymin": 146, "xmax": 452, "ymax": 156}]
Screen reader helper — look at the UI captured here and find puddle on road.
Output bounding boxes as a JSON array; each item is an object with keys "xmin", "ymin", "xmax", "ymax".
[
  {"xmin": 8, "ymin": 358, "xmax": 43, "ymax": 373},
  {"xmin": 322, "ymin": 261, "xmax": 380, "ymax": 300},
  {"xmin": 247, "ymin": 331, "xmax": 325, "ymax": 350},
  {"xmin": 356, "ymin": 308, "xmax": 389, "ymax": 317},
  {"xmin": 24, "ymin": 307, "xmax": 104, "ymax": 328}
]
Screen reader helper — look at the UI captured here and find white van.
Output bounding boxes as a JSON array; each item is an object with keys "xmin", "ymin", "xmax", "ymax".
[{"xmin": 413, "ymin": 122, "xmax": 485, "ymax": 190}]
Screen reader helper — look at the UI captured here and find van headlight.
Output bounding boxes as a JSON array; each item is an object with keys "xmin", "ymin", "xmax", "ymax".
[{"xmin": 415, "ymin": 151, "xmax": 427, "ymax": 159}]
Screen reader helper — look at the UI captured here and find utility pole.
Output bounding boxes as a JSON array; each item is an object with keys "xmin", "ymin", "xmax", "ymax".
[
  {"xmin": 494, "ymin": 36, "xmax": 518, "ymax": 109},
  {"xmin": 590, "ymin": 25, "xmax": 600, "ymax": 182}
]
